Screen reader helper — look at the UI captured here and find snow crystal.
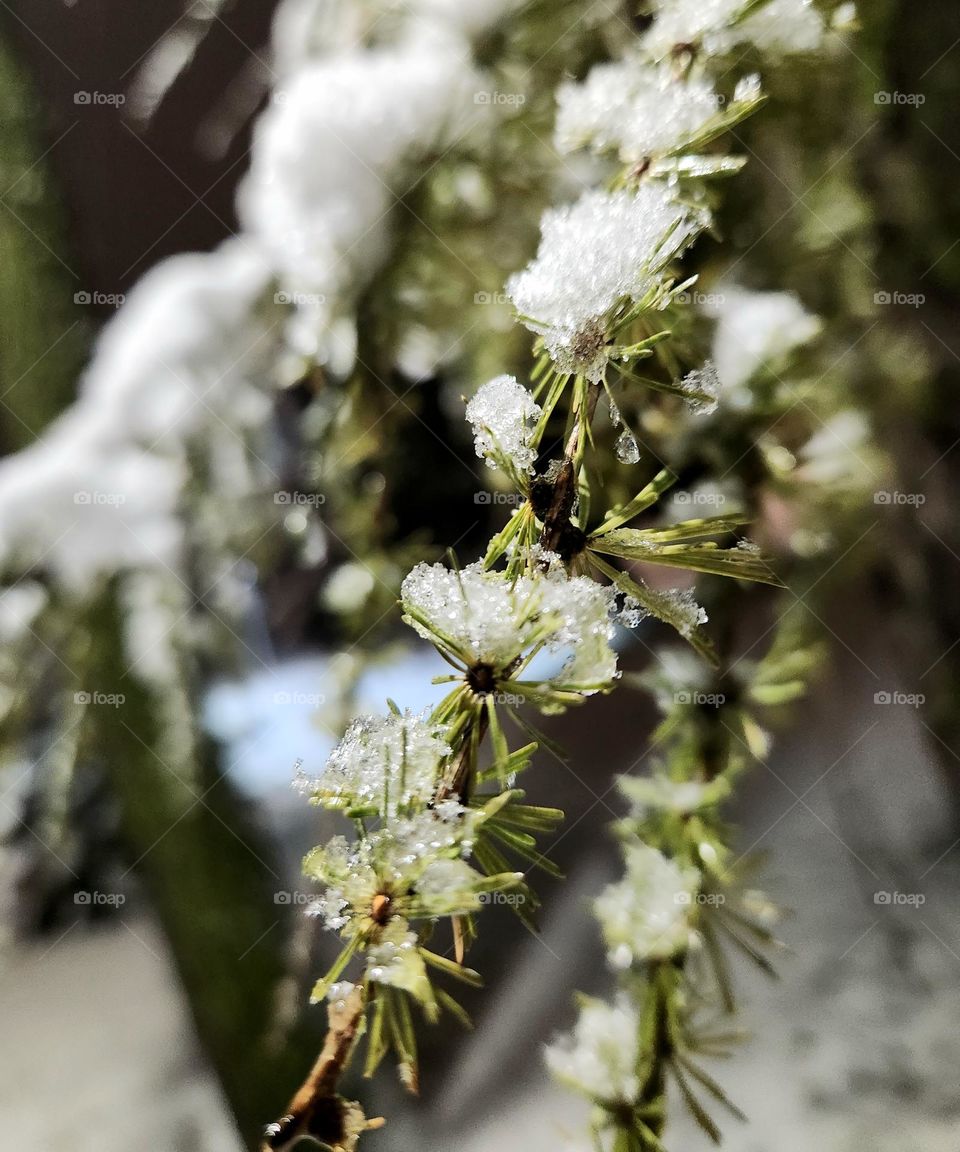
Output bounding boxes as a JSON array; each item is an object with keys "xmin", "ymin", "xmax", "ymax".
[
  {"xmin": 507, "ymin": 188, "xmax": 707, "ymax": 381},
  {"xmin": 545, "ymin": 993, "xmax": 641, "ymax": 1104},
  {"xmin": 594, "ymin": 842, "xmax": 701, "ymax": 966},
  {"xmin": 641, "ymin": 0, "xmax": 753, "ymax": 57},
  {"xmin": 466, "ymin": 374, "xmax": 543, "ymax": 474},
  {"xmin": 734, "ymin": 71, "xmax": 763, "ymax": 104},
  {"xmin": 385, "ymin": 802, "xmax": 481, "ymax": 866},
  {"xmin": 735, "ymin": 0, "xmax": 825, "ymax": 55},
  {"xmin": 325, "ymin": 980, "xmax": 356, "ymax": 1006},
  {"xmin": 555, "ymin": 59, "xmax": 722, "ymax": 163},
  {"xmin": 296, "ymin": 711, "xmax": 449, "ymax": 818}
]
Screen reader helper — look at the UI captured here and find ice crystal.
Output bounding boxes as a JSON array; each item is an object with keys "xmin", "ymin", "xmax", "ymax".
[
  {"xmin": 326, "ymin": 980, "xmax": 356, "ymax": 1006},
  {"xmin": 555, "ymin": 59, "xmax": 722, "ymax": 163},
  {"xmin": 734, "ymin": 72, "xmax": 763, "ymax": 104},
  {"xmin": 545, "ymin": 993, "xmax": 641, "ymax": 1104},
  {"xmin": 615, "ymin": 429, "xmax": 641, "ymax": 464},
  {"xmin": 401, "ymin": 562, "xmax": 621, "ymax": 701},
  {"xmin": 507, "ymin": 188, "xmax": 707, "ymax": 381},
  {"xmin": 680, "ymin": 360, "xmax": 721, "ymax": 415},
  {"xmin": 594, "ymin": 843, "xmax": 701, "ymax": 966},
  {"xmin": 466, "ymin": 374, "xmax": 543, "ymax": 474},
  {"xmin": 295, "ymin": 711, "xmax": 449, "ymax": 818},
  {"xmin": 663, "ymin": 588, "xmax": 709, "ymax": 637},
  {"xmin": 641, "ymin": 0, "xmax": 753, "ymax": 57}
]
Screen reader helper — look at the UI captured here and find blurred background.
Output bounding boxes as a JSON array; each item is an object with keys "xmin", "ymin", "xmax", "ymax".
[{"xmin": 0, "ymin": 1, "xmax": 959, "ymax": 1150}]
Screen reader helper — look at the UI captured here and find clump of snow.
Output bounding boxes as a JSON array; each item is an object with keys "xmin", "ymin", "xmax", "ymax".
[
  {"xmin": 595, "ymin": 842, "xmax": 701, "ymax": 966},
  {"xmin": 680, "ymin": 360, "xmax": 722, "ymax": 415},
  {"xmin": 240, "ymin": 37, "xmax": 489, "ymax": 365},
  {"xmin": 545, "ymin": 993, "xmax": 642, "ymax": 1104},
  {"xmin": 707, "ymin": 284, "xmax": 821, "ymax": 399},
  {"xmin": 641, "ymin": 0, "xmax": 824, "ymax": 60},
  {"xmin": 466, "ymin": 375, "xmax": 543, "ymax": 474},
  {"xmin": 507, "ymin": 187, "xmax": 707, "ymax": 381},
  {"xmin": 401, "ymin": 561, "xmax": 621, "ymax": 698},
  {"xmin": 0, "ymin": 243, "xmax": 277, "ymax": 592},
  {"xmin": 555, "ymin": 59, "xmax": 722, "ymax": 162}
]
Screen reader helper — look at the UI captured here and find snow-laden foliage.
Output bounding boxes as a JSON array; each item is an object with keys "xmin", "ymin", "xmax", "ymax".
[{"xmin": 0, "ymin": 0, "xmax": 869, "ymax": 1147}]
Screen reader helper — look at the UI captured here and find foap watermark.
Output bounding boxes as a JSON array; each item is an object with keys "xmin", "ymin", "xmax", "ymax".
[
  {"xmin": 74, "ymin": 490, "xmax": 126, "ymax": 506},
  {"xmin": 874, "ymin": 490, "xmax": 926, "ymax": 507},
  {"xmin": 74, "ymin": 890, "xmax": 126, "ymax": 907},
  {"xmin": 74, "ymin": 290, "xmax": 125, "ymax": 308},
  {"xmin": 74, "ymin": 90, "xmax": 126, "ymax": 107},
  {"xmin": 874, "ymin": 890, "xmax": 925, "ymax": 907},
  {"xmin": 874, "ymin": 290, "xmax": 925, "ymax": 308},
  {"xmin": 675, "ymin": 892, "xmax": 726, "ymax": 906},
  {"xmin": 675, "ymin": 691, "xmax": 726, "ymax": 707},
  {"xmin": 675, "ymin": 290, "xmax": 727, "ymax": 308},
  {"xmin": 273, "ymin": 691, "xmax": 326, "ymax": 707},
  {"xmin": 74, "ymin": 691, "xmax": 126, "ymax": 708},
  {"xmin": 274, "ymin": 890, "xmax": 314, "ymax": 906},
  {"xmin": 474, "ymin": 291, "xmax": 511, "ymax": 306},
  {"xmin": 275, "ymin": 290, "xmax": 326, "ymax": 307},
  {"xmin": 479, "ymin": 890, "xmax": 527, "ymax": 906},
  {"xmin": 874, "ymin": 690, "xmax": 925, "ymax": 708},
  {"xmin": 492, "ymin": 692, "xmax": 524, "ymax": 707},
  {"xmin": 674, "ymin": 491, "xmax": 726, "ymax": 508},
  {"xmin": 474, "ymin": 90, "xmax": 525, "ymax": 107},
  {"xmin": 475, "ymin": 491, "xmax": 525, "ymax": 506},
  {"xmin": 275, "ymin": 491, "xmax": 326, "ymax": 507},
  {"xmin": 874, "ymin": 90, "xmax": 926, "ymax": 107}
]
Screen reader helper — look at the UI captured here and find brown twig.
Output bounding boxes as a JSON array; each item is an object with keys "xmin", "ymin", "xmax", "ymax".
[
  {"xmin": 261, "ymin": 987, "xmax": 377, "ymax": 1152},
  {"xmin": 539, "ymin": 382, "xmax": 601, "ymax": 556}
]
